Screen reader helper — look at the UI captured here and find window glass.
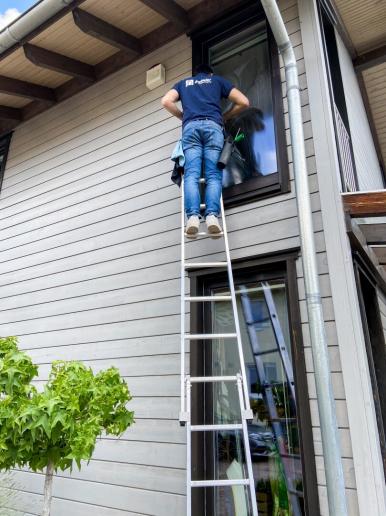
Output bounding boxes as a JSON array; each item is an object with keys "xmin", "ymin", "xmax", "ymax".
[
  {"xmin": 208, "ymin": 280, "xmax": 305, "ymax": 515},
  {"xmin": 209, "ymin": 22, "xmax": 278, "ymax": 187}
]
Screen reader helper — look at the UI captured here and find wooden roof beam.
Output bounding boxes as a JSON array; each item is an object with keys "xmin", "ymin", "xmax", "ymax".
[
  {"xmin": 0, "ymin": 75, "xmax": 56, "ymax": 102},
  {"xmin": 0, "ymin": 105, "xmax": 22, "ymax": 121},
  {"xmin": 23, "ymin": 43, "xmax": 95, "ymax": 83},
  {"xmin": 138, "ymin": 0, "xmax": 189, "ymax": 29},
  {"xmin": 342, "ymin": 190, "xmax": 386, "ymax": 217},
  {"xmin": 72, "ymin": 8, "xmax": 142, "ymax": 55},
  {"xmin": 354, "ymin": 44, "xmax": 386, "ymax": 72}
]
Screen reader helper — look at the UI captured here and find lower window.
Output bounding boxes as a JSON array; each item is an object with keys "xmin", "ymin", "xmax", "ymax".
[{"xmin": 190, "ymin": 256, "xmax": 319, "ymax": 515}]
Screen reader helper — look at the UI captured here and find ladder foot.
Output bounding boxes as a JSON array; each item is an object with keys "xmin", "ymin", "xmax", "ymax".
[
  {"xmin": 243, "ymin": 408, "xmax": 254, "ymax": 421},
  {"xmin": 179, "ymin": 411, "xmax": 189, "ymax": 425}
]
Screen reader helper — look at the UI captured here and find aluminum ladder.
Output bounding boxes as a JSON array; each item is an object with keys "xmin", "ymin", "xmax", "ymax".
[
  {"xmin": 240, "ymin": 285, "xmax": 302, "ymax": 516},
  {"xmin": 179, "ymin": 177, "xmax": 258, "ymax": 516}
]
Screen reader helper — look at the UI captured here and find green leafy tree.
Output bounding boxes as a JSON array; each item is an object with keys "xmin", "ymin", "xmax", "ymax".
[{"xmin": 0, "ymin": 337, "xmax": 134, "ymax": 516}]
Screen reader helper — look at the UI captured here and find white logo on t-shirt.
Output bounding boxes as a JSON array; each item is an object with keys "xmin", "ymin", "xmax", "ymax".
[{"xmin": 185, "ymin": 78, "xmax": 212, "ymax": 87}]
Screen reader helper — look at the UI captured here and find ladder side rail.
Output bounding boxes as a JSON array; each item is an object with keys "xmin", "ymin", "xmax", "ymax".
[
  {"xmin": 180, "ymin": 178, "xmax": 187, "ymax": 423},
  {"xmin": 236, "ymin": 374, "xmax": 259, "ymax": 516},
  {"xmin": 186, "ymin": 376, "xmax": 192, "ymax": 516},
  {"xmin": 261, "ymin": 281, "xmax": 297, "ymax": 404},
  {"xmin": 240, "ymin": 288, "xmax": 303, "ymax": 516},
  {"xmin": 220, "ymin": 197, "xmax": 253, "ymax": 419}
]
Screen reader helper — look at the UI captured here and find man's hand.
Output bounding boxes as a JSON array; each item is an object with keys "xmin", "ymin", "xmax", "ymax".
[
  {"xmin": 161, "ymin": 89, "xmax": 183, "ymax": 121},
  {"xmin": 223, "ymin": 88, "xmax": 250, "ymax": 122}
]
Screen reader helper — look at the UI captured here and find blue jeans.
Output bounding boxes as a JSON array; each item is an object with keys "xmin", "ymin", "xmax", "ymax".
[{"xmin": 181, "ymin": 119, "xmax": 224, "ymax": 217}]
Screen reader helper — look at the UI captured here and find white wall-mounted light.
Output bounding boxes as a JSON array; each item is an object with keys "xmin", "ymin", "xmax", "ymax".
[{"xmin": 146, "ymin": 64, "xmax": 166, "ymax": 90}]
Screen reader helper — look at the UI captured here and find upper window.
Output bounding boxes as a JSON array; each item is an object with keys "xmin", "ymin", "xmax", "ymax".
[
  {"xmin": 0, "ymin": 133, "xmax": 12, "ymax": 191},
  {"xmin": 192, "ymin": 4, "xmax": 289, "ymax": 207}
]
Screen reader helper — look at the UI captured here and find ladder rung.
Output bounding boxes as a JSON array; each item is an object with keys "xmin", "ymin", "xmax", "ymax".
[
  {"xmin": 199, "ymin": 178, "xmax": 206, "ymax": 183},
  {"xmin": 185, "ymin": 296, "xmax": 231, "ymax": 302},
  {"xmin": 184, "ymin": 262, "xmax": 227, "ymax": 268},
  {"xmin": 189, "ymin": 375, "xmax": 238, "ymax": 383},
  {"xmin": 254, "ymin": 347, "xmax": 280, "ymax": 356},
  {"xmin": 185, "ymin": 333, "xmax": 237, "ymax": 340},
  {"xmin": 191, "ymin": 424, "xmax": 243, "ymax": 432},
  {"xmin": 200, "ymin": 203, "xmax": 206, "ymax": 209},
  {"xmin": 191, "ymin": 479, "xmax": 250, "ymax": 488}
]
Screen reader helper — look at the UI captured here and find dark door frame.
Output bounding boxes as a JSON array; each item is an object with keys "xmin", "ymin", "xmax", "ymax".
[{"xmin": 189, "ymin": 250, "xmax": 320, "ymax": 515}]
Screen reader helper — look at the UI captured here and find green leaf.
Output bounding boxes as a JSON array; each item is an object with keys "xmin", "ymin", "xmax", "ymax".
[{"xmin": 0, "ymin": 337, "xmax": 134, "ymax": 475}]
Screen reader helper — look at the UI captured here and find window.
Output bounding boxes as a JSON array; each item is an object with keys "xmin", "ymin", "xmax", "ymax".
[
  {"xmin": 191, "ymin": 3, "xmax": 289, "ymax": 207},
  {"xmin": 354, "ymin": 258, "xmax": 386, "ymax": 478},
  {"xmin": 0, "ymin": 133, "xmax": 12, "ymax": 191},
  {"xmin": 190, "ymin": 255, "xmax": 319, "ymax": 515}
]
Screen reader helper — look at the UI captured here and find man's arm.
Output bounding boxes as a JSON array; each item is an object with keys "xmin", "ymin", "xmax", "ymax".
[
  {"xmin": 161, "ymin": 89, "xmax": 183, "ymax": 121},
  {"xmin": 223, "ymin": 88, "xmax": 250, "ymax": 121}
]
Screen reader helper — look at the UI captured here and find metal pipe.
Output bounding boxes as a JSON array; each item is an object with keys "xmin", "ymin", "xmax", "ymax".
[
  {"xmin": 259, "ymin": 1, "xmax": 348, "ymax": 514},
  {"xmin": 0, "ymin": 0, "xmax": 73, "ymax": 54}
]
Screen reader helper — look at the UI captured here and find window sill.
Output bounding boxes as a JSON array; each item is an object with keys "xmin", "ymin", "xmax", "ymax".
[{"xmin": 223, "ymin": 172, "xmax": 290, "ymax": 208}]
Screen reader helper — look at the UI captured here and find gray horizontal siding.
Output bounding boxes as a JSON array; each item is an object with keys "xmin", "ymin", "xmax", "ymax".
[{"xmin": 0, "ymin": 0, "xmax": 355, "ymax": 513}]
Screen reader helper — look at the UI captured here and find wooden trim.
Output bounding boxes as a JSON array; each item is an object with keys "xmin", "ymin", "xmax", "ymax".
[
  {"xmin": 0, "ymin": 74, "xmax": 56, "ymax": 102},
  {"xmin": 191, "ymin": 1, "xmax": 290, "ymax": 209},
  {"xmin": 72, "ymin": 8, "xmax": 142, "ymax": 55},
  {"xmin": 23, "ymin": 43, "xmax": 96, "ymax": 82},
  {"xmin": 189, "ymin": 250, "xmax": 320, "ymax": 515},
  {"xmin": 0, "ymin": 106, "xmax": 22, "ymax": 121},
  {"xmin": 342, "ymin": 191, "xmax": 386, "ymax": 218},
  {"xmin": 354, "ymin": 45, "xmax": 386, "ymax": 73},
  {"xmin": 138, "ymin": 0, "xmax": 189, "ymax": 29}
]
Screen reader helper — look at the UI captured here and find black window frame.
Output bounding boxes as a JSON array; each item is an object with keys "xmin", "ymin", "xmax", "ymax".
[
  {"xmin": 189, "ymin": 251, "xmax": 320, "ymax": 515},
  {"xmin": 0, "ymin": 133, "xmax": 12, "ymax": 192},
  {"xmin": 190, "ymin": 1, "xmax": 290, "ymax": 208}
]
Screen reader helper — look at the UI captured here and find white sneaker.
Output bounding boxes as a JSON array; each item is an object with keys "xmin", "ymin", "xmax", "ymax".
[
  {"xmin": 206, "ymin": 215, "xmax": 222, "ymax": 234},
  {"xmin": 186, "ymin": 216, "xmax": 200, "ymax": 237}
]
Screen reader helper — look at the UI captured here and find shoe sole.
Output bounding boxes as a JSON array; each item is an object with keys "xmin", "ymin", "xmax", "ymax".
[
  {"xmin": 207, "ymin": 223, "xmax": 222, "ymax": 234},
  {"xmin": 186, "ymin": 226, "xmax": 199, "ymax": 236}
]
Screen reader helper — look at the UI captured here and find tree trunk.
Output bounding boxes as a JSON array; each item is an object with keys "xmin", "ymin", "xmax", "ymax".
[{"xmin": 42, "ymin": 460, "xmax": 54, "ymax": 516}]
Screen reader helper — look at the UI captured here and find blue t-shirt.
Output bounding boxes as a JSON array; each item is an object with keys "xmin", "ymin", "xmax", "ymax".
[{"xmin": 173, "ymin": 73, "xmax": 234, "ymax": 127}]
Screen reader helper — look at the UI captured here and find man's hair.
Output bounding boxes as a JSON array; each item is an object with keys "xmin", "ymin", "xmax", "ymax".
[{"xmin": 194, "ymin": 63, "xmax": 214, "ymax": 75}]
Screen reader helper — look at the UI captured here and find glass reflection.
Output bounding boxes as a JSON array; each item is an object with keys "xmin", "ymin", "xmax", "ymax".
[
  {"xmin": 209, "ymin": 22, "xmax": 278, "ymax": 187},
  {"xmin": 209, "ymin": 281, "xmax": 305, "ymax": 516}
]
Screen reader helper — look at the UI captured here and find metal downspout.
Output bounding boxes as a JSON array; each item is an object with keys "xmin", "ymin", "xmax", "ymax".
[{"xmin": 259, "ymin": 1, "xmax": 348, "ymax": 515}]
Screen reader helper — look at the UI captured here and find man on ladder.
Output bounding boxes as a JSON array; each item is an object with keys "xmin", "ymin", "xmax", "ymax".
[
  {"xmin": 161, "ymin": 63, "xmax": 249, "ymax": 235},
  {"xmin": 162, "ymin": 64, "xmax": 258, "ymax": 516}
]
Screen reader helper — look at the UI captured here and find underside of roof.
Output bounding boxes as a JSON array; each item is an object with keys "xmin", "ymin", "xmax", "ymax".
[{"xmin": 0, "ymin": 0, "xmax": 245, "ymax": 136}]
